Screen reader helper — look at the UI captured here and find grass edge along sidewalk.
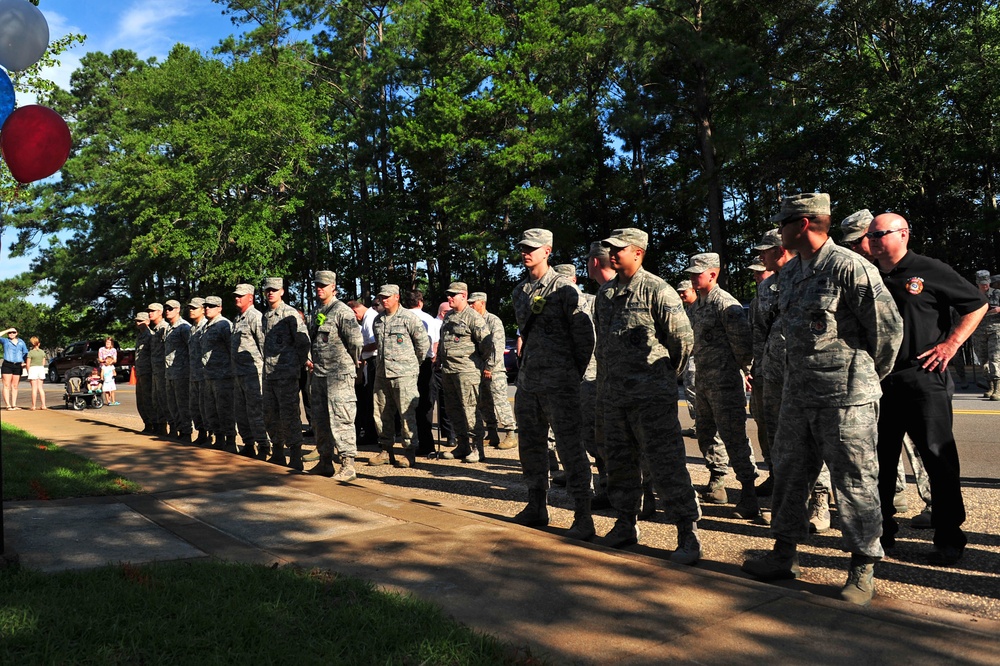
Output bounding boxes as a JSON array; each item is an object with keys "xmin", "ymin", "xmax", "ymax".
[
  {"xmin": 1, "ymin": 422, "xmax": 142, "ymax": 501},
  {"xmin": 1, "ymin": 424, "xmax": 545, "ymax": 664},
  {"xmin": 0, "ymin": 561, "xmax": 543, "ymax": 665}
]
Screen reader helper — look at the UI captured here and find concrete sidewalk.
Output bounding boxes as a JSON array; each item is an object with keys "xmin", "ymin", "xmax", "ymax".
[{"xmin": 3, "ymin": 410, "xmax": 998, "ymax": 664}]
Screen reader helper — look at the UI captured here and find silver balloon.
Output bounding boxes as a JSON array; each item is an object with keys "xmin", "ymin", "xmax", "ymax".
[{"xmin": 0, "ymin": 0, "xmax": 50, "ymax": 72}]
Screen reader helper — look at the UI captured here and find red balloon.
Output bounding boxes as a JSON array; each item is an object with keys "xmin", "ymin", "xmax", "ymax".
[{"xmin": 1, "ymin": 104, "xmax": 72, "ymax": 183}]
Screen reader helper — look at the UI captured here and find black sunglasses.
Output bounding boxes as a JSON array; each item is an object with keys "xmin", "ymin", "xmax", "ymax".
[{"xmin": 865, "ymin": 228, "xmax": 907, "ymax": 241}]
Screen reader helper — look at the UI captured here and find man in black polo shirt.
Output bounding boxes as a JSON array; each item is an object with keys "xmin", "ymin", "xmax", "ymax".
[{"xmin": 868, "ymin": 213, "xmax": 987, "ymax": 566}]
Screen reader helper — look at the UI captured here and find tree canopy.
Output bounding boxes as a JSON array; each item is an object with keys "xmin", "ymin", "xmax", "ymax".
[{"xmin": 3, "ymin": 0, "xmax": 999, "ymax": 346}]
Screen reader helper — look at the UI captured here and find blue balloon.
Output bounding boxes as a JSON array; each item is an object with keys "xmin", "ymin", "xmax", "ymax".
[{"xmin": 0, "ymin": 68, "xmax": 13, "ymax": 128}]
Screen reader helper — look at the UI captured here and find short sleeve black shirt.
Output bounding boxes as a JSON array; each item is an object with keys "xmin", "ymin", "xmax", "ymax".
[{"xmin": 880, "ymin": 251, "xmax": 986, "ymax": 373}]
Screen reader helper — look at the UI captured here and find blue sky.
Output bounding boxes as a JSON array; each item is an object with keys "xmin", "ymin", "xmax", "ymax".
[{"xmin": 1, "ymin": 0, "xmax": 242, "ymax": 290}]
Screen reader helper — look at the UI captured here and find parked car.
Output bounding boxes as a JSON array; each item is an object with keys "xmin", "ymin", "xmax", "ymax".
[
  {"xmin": 47, "ymin": 340, "xmax": 135, "ymax": 384},
  {"xmin": 504, "ymin": 338, "xmax": 519, "ymax": 384}
]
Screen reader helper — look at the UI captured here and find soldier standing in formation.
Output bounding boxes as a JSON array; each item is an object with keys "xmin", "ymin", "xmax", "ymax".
[
  {"xmin": 511, "ymin": 228, "xmax": 596, "ymax": 541},
  {"xmin": 684, "ymin": 253, "xmax": 759, "ymax": 519},
  {"xmin": 261, "ymin": 277, "xmax": 311, "ymax": 470},
  {"xmin": 134, "ymin": 311, "xmax": 154, "ymax": 433},
  {"xmin": 232, "ymin": 284, "xmax": 270, "ymax": 459},
  {"xmin": 306, "ymin": 271, "xmax": 363, "ymax": 481},
  {"xmin": 403, "ymin": 289, "xmax": 440, "ymax": 456},
  {"xmin": 147, "ymin": 302, "xmax": 169, "ymax": 436},
  {"xmin": 437, "ymin": 282, "xmax": 493, "ymax": 463},
  {"xmin": 187, "ymin": 298, "xmax": 208, "ymax": 446},
  {"xmin": 163, "ymin": 300, "xmax": 192, "ymax": 443},
  {"xmin": 469, "ymin": 292, "xmax": 518, "ymax": 451},
  {"xmin": 973, "ymin": 270, "xmax": 1000, "ymax": 400},
  {"xmin": 594, "ymin": 228, "xmax": 702, "ymax": 561},
  {"xmin": 370, "ymin": 283, "xmax": 429, "ymax": 469},
  {"xmin": 742, "ymin": 193, "xmax": 902, "ymax": 607},
  {"xmin": 201, "ymin": 296, "xmax": 236, "ymax": 452}
]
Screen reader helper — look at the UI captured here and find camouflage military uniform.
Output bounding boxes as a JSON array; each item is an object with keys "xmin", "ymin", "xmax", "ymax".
[
  {"xmin": 134, "ymin": 324, "xmax": 154, "ymax": 430},
  {"xmin": 164, "ymin": 318, "xmax": 192, "ymax": 436},
  {"xmin": 473, "ymin": 310, "xmax": 516, "ymax": 440},
  {"xmin": 753, "ymin": 273, "xmax": 783, "ymax": 467},
  {"xmin": 689, "ymin": 285, "xmax": 757, "ymax": 484},
  {"xmin": 262, "ymin": 303, "xmax": 310, "ymax": 452},
  {"xmin": 149, "ymin": 319, "xmax": 169, "ymax": 430},
  {"xmin": 232, "ymin": 306, "xmax": 269, "ymax": 449},
  {"xmin": 512, "ymin": 267, "xmax": 594, "ymax": 500},
  {"xmin": 310, "ymin": 298, "xmax": 363, "ymax": 460},
  {"xmin": 973, "ymin": 286, "xmax": 1000, "ymax": 381},
  {"xmin": 577, "ymin": 292, "xmax": 601, "ymax": 463},
  {"xmin": 201, "ymin": 315, "xmax": 236, "ymax": 440},
  {"xmin": 188, "ymin": 318, "xmax": 207, "ymax": 436},
  {"xmin": 771, "ymin": 238, "xmax": 902, "ymax": 557},
  {"xmin": 374, "ymin": 307, "xmax": 429, "ymax": 453},
  {"xmin": 438, "ymin": 306, "xmax": 492, "ymax": 440},
  {"xmin": 594, "ymin": 266, "xmax": 700, "ymax": 522}
]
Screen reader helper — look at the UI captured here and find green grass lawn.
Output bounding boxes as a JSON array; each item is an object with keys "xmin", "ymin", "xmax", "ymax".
[
  {"xmin": 1, "ymin": 422, "xmax": 141, "ymax": 500},
  {"xmin": 0, "ymin": 561, "xmax": 540, "ymax": 664}
]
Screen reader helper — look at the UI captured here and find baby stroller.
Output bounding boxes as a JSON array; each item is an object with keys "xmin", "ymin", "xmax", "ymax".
[{"xmin": 63, "ymin": 365, "xmax": 104, "ymax": 411}]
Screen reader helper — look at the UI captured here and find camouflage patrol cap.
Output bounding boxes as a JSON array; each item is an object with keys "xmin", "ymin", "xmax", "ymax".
[
  {"xmin": 753, "ymin": 229, "xmax": 782, "ymax": 251},
  {"xmin": 683, "ymin": 252, "xmax": 721, "ymax": 274},
  {"xmin": 263, "ymin": 277, "xmax": 283, "ymax": 291},
  {"xmin": 135, "ymin": 312, "xmax": 149, "ymax": 323},
  {"xmin": 554, "ymin": 264, "xmax": 576, "ymax": 278},
  {"xmin": 148, "ymin": 302, "xmax": 164, "ymax": 312},
  {"xmin": 164, "ymin": 299, "xmax": 182, "ymax": 310},
  {"xmin": 187, "ymin": 297, "xmax": 205, "ymax": 308},
  {"xmin": 233, "ymin": 283, "xmax": 254, "ymax": 296},
  {"xmin": 676, "ymin": 279, "xmax": 693, "ymax": 292},
  {"xmin": 770, "ymin": 193, "xmax": 831, "ymax": 223},
  {"xmin": 468, "ymin": 292, "xmax": 487, "ymax": 303},
  {"xmin": 749, "ymin": 263, "xmax": 767, "ymax": 272},
  {"xmin": 976, "ymin": 270, "xmax": 991, "ymax": 284},
  {"xmin": 841, "ymin": 209, "xmax": 874, "ymax": 243},
  {"xmin": 587, "ymin": 241, "xmax": 610, "ymax": 259},
  {"xmin": 602, "ymin": 228, "xmax": 648, "ymax": 250},
  {"xmin": 314, "ymin": 270, "xmax": 336, "ymax": 286},
  {"xmin": 446, "ymin": 281, "xmax": 468, "ymax": 295},
  {"xmin": 204, "ymin": 296, "xmax": 222, "ymax": 307},
  {"xmin": 518, "ymin": 228, "xmax": 553, "ymax": 249},
  {"xmin": 377, "ymin": 284, "xmax": 400, "ymax": 297}
]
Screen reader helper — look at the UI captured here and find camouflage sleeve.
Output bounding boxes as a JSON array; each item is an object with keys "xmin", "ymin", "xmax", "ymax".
[
  {"xmin": 251, "ymin": 313, "xmax": 265, "ymax": 357},
  {"xmin": 471, "ymin": 316, "xmax": 495, "ymax": 369},
  {"xmin": 410, "ymin": 315, "xmax": 430, "ymax": 365},
  {"xmin": 722, "ymin": 301, "xmax": 754, "ymax": 373},
  {"xmin": 653, "ymin": 284, "xmax": 693, "ymax": 373},
  {"xmin": 339, "ymin": 308, "xmax": 363, "ymax": 364},
  {"xmin": 751, "ymin": 295, "xmax": 766, "ymax": 366},
  {"xmin": 850, "ymin": 261, "xmax": 903, "ymax": 380},
  {"xmin": 490, "ymin": 318, "xmax": 506, "ymax": 366},
  {"xmin": 293, "ymin": 309, "xmax": 311, "ymax": 366},
  {"xmin": 562, "ymin": 284, "xmax": 596, "ymax": 377}
]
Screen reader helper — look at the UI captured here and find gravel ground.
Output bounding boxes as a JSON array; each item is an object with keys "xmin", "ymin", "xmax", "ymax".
[{"xmin": 63, "ymin": 398, "xmax": 1000, "ymax": 622}]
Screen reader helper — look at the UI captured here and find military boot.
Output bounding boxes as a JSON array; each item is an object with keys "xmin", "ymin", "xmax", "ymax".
[
  {"xmin": 701, "ymin": 473, "xmax": 727, "ymax": 504},
  {"xmin": 440, "ymin": 437, "xmax": 472, "ymax": 461},
  {"xmin": 989, "ymin": 379, "xmax": 1000, "ymax": 401},
  {"xmin": 756, "ymin": 474, "xmax": 774, "ymax": 497},
  {"xmin": 178, "ymin": 431, "xmax": 192, "ymax": 445},
  {"xmin": 638, "ymin": 482, "xmax": 657, "ymax": 520},
  {"xmin": 239, "ymin": 440, "xmax": 256, "ymax": 457},
  {"xmin": 741, "ymin": 540, "xmax": 800, "ymax": 581},
  {"xmin": 487, "ymin": 427, "xmax": 501, "ymax": 448},
  {"xmin": 565, "ymin": 497, "xmax": 595, "ymax": 541},
  {"xmin": 733, "ymin": 481, "xmax": 761, "ymax": 520},
  {"xmin": 840, "ymin": 555, "xmax": 876, "ymax": 606},
  {"xmin": 498, "ymin": 430, "xmax": 518, "ymax": 450},
  {"xmin": 513, "ymin": 488, "xmax": 549, "ymax": 527},
  {"xmin": 195, "ymin": 430, "xmax": 210, "ymax": 447},
  {"xmin": 309, "ymin": 454, "xmax": 336, "ymax": 477},
  {"xmin": 462, "ymin": 440, "xmax": 483, "ymax": 464},
  {"xmin": 222, "ymin": 434, "xmax": 238, "ymax": 454},
  {"xmin": 268, "ymin": 443, "xmax": 286, "ymax": 466},
  {"xmin": 287, "ymin": 444, "xmax": 304, "ymax": 472},
  {"xmin": 255, "ymin": 441, "xmax": 270, "ymax": 461},
  {"xmin": 332, "ymin": 457, "xmax": 357, "ymax": 482},
  {"xmin": 670, "ymin": 522, "xmax": 702, "ymax": 565},
  {"xmin": 603, "ymin": 513, "xmax": 640, "ymax": 549},
  {"xmin": 368, "ymin": 450, "xmax": 390, "ymax": 466},
  {"xmin": 808, "ymin": 489, "xmax": 831, "ymax": 533}
]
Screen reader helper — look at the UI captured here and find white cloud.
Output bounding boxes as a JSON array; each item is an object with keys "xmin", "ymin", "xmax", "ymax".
[{"xmin": 113, "ymin": 0, "xmax": 197, "ymax": 58}]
